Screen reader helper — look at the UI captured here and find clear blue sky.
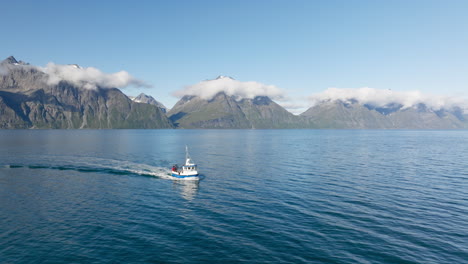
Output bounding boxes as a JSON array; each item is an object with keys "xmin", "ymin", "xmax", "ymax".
[{"xmin": 1, "ymin": 0, "xmax": 468, "ymax": 110}]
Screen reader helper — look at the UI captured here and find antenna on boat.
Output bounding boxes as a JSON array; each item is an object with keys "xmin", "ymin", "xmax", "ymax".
[{"xmin": 185, "ymin": 145, "xmax": 195, "ymax": 165}]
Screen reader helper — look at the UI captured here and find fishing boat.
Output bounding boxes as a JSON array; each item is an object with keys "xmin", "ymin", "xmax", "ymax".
[{"xmin": 171, "ymin": 146, "xmax": 199, "ymax": 180}]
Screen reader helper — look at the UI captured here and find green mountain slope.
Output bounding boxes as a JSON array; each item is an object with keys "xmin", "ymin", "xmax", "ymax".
[{"xmin": 168, "ymin": 93, "xmax": 302, "ymax": 128}]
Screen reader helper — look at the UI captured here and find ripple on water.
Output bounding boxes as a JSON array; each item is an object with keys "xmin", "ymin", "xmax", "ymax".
[{"xmin": 1, "ymin": 130, "xmax": 467, "ymax": 263}]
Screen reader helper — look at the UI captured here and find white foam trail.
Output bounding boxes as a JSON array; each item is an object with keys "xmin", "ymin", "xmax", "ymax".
[{"xmin": 28, "ymin": 155, "xmax": 176, "ymax": 180}]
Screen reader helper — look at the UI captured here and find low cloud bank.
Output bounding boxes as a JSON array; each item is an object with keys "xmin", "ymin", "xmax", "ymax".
[
  {"xmin": 173, "ymin": 76, "xmax": 284, "ymax": 100},
  {"xmin": 310, "ymin": 87, "xmax": 468, "ymax": 111},
  {"xmin": 39, "ymin": 63, "xmax": 150, "ymax": 89},
  {"xmin": 276, "ymin": 99, "xmax": 309, "ymax": 115}
]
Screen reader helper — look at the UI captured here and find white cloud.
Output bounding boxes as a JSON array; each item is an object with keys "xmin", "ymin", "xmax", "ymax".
[
  {"xmin": 276, "ymin": 96, "xmax": 309, "ymax": 115},
  {"xmin": 173, "ymin": 76, "xmax": 285, "ymax": 100},
  {"xmin": 39, "ymin": 63, "xmax": 150, "ymax": 89},
  {"xmin": 309, "ymin": 87, "xmax": 468, "ymax": 111}
]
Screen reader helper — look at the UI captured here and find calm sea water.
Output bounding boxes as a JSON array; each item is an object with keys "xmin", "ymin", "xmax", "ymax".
[{"xmin": 0, "ymin": 130, "xmax": 467, "ymax": 263}]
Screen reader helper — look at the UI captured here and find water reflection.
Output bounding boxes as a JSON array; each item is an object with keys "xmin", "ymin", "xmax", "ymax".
[{"xmin": 172, "ymin": 180, "xmax": 199, "ymax": 200}]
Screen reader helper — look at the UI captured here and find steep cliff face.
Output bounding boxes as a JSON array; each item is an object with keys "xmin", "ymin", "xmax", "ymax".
[{"xmin": 0, "ymin": 56, "xmax": 172, "ymax": 129}]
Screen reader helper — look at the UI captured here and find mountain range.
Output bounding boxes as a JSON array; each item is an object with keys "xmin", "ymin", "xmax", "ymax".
[
  {"xmin": 1, "ymin": 56, "xmax": 467, "ymax": 129},
  {"xmin": 301, "ymin": 99, "xmax": 468, "ymax": 129},
  {"xmin": 0, "ymin": 56, "xmax": 172, "ymax": 129}
]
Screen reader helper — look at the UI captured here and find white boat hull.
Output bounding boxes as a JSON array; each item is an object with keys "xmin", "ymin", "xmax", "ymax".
[{"xmin": 171, "ymin": 171, "xmax": 199, "ymax": 180}]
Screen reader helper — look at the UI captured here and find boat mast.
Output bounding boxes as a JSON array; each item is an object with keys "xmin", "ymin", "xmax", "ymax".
[{"xmin": 185, "ymin": 145, "xmax": 195, "ymax": 166}]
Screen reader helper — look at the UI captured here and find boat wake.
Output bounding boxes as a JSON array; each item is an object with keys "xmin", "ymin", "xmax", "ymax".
[{"xmin": 1, "ymin": 156, "xmax": 190, "ymax": 181}]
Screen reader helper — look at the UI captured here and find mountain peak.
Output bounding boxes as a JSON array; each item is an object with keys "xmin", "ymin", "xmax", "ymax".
[
  {"xmin": 68, "ymin": 64, "xmax": 82, "ymax": 69},
  {"xmin": 2, "ymin": 56, "xmax": 18, "ymax": 64},
  {"xmin": 168, "ymin": 90, "xmax": 299, "ymax": 129},
  {"xmin": 215, "ymin": 75, "xmax": 234, "ymax": 80},
  {"xmin": 1, "ymin": 56, "xmax": 30, "ymax": 66},
  {"xmin": 136, "ymin": 92, "xmax": 150, "ymax": 98},
  {"xmin": 252, "ymin": 96, "xmax": 273, "ymax": 105},
  {"xmin": 131, "ymin": 93, "xmax": 167, "ymax": 113}
]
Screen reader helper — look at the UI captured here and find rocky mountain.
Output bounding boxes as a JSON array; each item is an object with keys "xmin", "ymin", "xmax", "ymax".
[
  {"xmin": 2, "ymin": 56, "xmax": 467, "ymax": 129},
  {"xmin": 131, "ymin": 93, "xmax": 168, "ymax": 113},
  {"xmin": 301, "ymin": 99, "xmax": 468, "ymax": 129},
  {"xmin": 0, "ymin": 56, "xmax": 172, "ymax": 129},
  {"xmin": 168, "ymin": 92, "xmax": 302, "ymax": 128}
]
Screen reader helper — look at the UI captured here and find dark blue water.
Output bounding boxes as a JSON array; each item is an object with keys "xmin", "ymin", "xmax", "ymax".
[{"xmin": 1, "ymin": 130, "xmax": 467, "ymax": 263}]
